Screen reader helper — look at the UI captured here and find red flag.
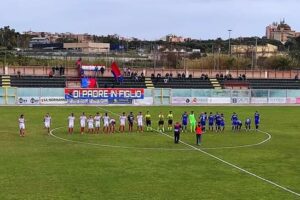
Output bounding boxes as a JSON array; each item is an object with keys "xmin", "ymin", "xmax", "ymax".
[{"xmin": 111, "ymin": 62, "xmax": 122, "ymax": 78}]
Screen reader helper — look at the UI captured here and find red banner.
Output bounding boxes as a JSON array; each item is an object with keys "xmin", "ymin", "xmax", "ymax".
[{"xmin": 65, "ymin": 88, "xmax": 144, "ymax": 100}]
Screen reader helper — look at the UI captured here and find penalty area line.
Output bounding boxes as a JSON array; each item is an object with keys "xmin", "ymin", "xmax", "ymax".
[{"xmin": 98, "ymin": 107, "xmax": 300, "ymax": 198}]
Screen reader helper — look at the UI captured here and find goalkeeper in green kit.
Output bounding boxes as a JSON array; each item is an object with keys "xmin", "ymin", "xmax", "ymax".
[{"xmin": 189, "ymin": 111, "xmax": 196, "ymax": 133}]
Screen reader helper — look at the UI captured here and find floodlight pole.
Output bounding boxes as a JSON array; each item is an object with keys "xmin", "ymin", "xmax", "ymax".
[{"xmin": 228, "ymin": 29, "xmax": 232, "ymax": 56}]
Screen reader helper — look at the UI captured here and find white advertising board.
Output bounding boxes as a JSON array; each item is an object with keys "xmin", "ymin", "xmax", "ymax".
[
  {"xmin": 171, "ymin": 97, "xmax": 208, "ymax": 104},
  {"xmin": 67, "ymin": 99, "xmax": 108, "ymax": 104},
  {"xmin": 231, "ymin": 97, "xmax": 250, "ymax": 104},
  {"xmin": 250, "ymin": 98, "xmax": 268, "ymax": 104},
  {"xmin": 207, "ymin": 97, "xmax": 231, "ymax": 104},
  {"xmin": 17, "ymin": 97, "xmax": 40, "ymax": 105},
  {"xmin": 268, "ymin": 97, "xmax": 287, "ymax": 104},
  {"xmin": 133, "ymin": 97, "xmax": 154, "ymax": 105},
  {"xmin": 40, "ymin": 97, "xmax": 67, "ymax": 105}
]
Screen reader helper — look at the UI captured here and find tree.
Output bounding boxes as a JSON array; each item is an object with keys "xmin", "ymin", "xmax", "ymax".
[{"xmin": 287, "ymin": 36, "xmax": 300, "ymax": 67}]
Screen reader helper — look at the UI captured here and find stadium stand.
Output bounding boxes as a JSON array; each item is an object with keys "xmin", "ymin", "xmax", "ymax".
[
  {"xmin": 97, "ymin": 77, "xmax": 146, "ymax": 88},
  {"xmin": 248, "ymin": 79, "xmax": 300, "ymax": 89},
  {"xmin": 219, "ymin": 79, "xmax": 300, "ymax": 89},
  {"xmin": 151, "ymin": 77, "xmax": 214, "ymax": 89},
  {"xmin": 10, "ymin": 76, "xmax": 66, "ymax": 88}
]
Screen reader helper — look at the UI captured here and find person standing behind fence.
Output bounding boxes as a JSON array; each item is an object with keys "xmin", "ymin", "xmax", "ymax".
[
  {"xmin": 174, "ymin": 122, "xmax": 182, "ymax": 144},
  {"xmin": 195, "ymin": 124, "xmax": 203, "ymax": 145}
]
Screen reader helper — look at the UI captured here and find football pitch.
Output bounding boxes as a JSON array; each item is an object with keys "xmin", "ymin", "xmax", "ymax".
[{"xmin": 0, "ymin": 106, "xmax": 299, "ymax": 200}]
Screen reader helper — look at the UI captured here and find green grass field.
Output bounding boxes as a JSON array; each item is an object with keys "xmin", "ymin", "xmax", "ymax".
[{"xmin": 0, "ymin": 106, "xmax": 300, "ymax": 200}]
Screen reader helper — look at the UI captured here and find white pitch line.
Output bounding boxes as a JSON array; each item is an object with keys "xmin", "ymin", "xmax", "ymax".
[
  {"xmin": 201, "ymin": 130, "xmax": 271, "ymax": 150},
  {"xmin": 98, "ymin": 107, "xmax": 300, "ymax": 197},
  {"xmin": 49, "ymin": 127, "xmax": 193, "ymax": 151}
]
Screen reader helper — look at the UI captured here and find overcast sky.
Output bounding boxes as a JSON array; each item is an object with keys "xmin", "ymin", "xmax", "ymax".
[{"xmin": 0, "ymin": 0, "xmax": 299, "ymax": 40}]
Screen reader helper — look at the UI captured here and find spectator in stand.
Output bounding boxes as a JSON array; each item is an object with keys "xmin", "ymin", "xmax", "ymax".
[
  {"xmin": 295, "ymin": 75, "xmax": 299, "ymax": 80},
  {"xmin": 189, "ymin": 74, "xmax": 192, "ymax": 79},
  {"xmin": 76, "ymin": 58, "xmax": 82, "ymax": 77},
  {"xmin": 59, "ymin": 65, "xmax": 65, "ymax": 76},
  {"xmin": 182, "ymin": 73, "xmax": 186, "ymax": 78},
  {"xmin": 123, "ymin": 67, "xmax": 127, "ymax": 76},
  {"xmin": 157, "ymin": 73, "xmax": 161, "ymax": 78},
  {"xmin": 177, "ymin": 73, "xmax": 181, "ymax": 78},
  {"xmin": 216, "ymin": 73, "xmax": 220, "ymax": 79},
  {"xmin": 51, "ymin": 67, "xmax": 55, "ymax": 75},
  {"xmin": 17, "ymin": 70, "xmax": 21, "ymax": 78},
  {"xmin": 55, "ymin": 66, "xmax": 59, "ymax": 76},
  {"xmin": 49, "ymin": 71, "xmax": 53, "ymax": 78},
  {"xmin": 100, "ymin": 66, "xmax": 105, "ymax": 77},
  {"xmin": 242, "ymin": 74, "xmax": 246, "ymax": 80},
  {"xmin": 151, "ymin": 73, "xmax": 155, "ymax": 79},
  {"xmin": 220, "ymin": 73, "xmax": 224, "ymax": 79},
  {"xmin": 141, "ymin": 72, "xmax": 145, "ymax": 79},
  {"xmin": 94, "ymin": 66, "xmax": 99, "ymax": 77},
  {"xmin": 169, "ymin": 73, "xmax": 173, "ymax": 80},
  {"xmin": 205, "ymin": 74, "xmax": 209, "ymax": 80},
  {"xmin": 127, "ymin": 68, "xmax": 131, "ymax": 76},
  {"xmin": 238, "ymin": 74, "xmax": 243, "ymax": 81}
]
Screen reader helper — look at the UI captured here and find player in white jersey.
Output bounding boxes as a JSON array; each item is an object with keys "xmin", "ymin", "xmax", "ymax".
[
  {"xmin": 87, "ymin": 115, "xmax": 94, "ymax": 133},
  {"xmin": 119, "ymin": 112, "xmax": 126, "ymax": 133},
  {"xmin": 103, "ymin": 113, "xmax": 110, "ymax": 133},
  {"xmin": 109, "ymin": 118, "xmax": 116, "ymax": 133},
  {"xmin": 94, "ymin": 112, "xmax": 101, "ymax": 134},
  {"xmin": 68, "ymin": 113, "xmax": 75, "ymax": 134},
  {"xmin": 18, "ymin": 114, "xmax": 25, "ymax": 137},
  {"xmin": 79, "ymin": 112, "xmax": 87, "ymax": 134},
  {"xmin": 44, "ymin": 113, "xmax": 51, "ymax": 134},
  {"xmin": 137, "ymin": 112, "xmax": 143, "ymax": 132}
]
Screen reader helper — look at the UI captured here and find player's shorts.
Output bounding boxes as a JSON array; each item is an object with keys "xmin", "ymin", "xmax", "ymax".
[
  {"xmin": 158, "ymin": 120, "xmax": 164, "ymax": 125},
  {"xmin": 201, "ymin": 122, "xmax": 206, "ymax": 126},
  {"xmin": 44, "ymin": 122, "xmax": 50, "ymax": 128},
  {"xmin": 182, "ymin": 121, "xmax": 188, "ymax": 126},
  {"xmin": 95, "ymin": 121, "xmax": 100, "ymax": 128},
  {"xmin": 138, "ymin": 120, "xmax": 143, "ymax": 127},
  {"xmin": 128, "ymin": 121, "xmax": 133, "ymax": 126},
  {"xmin": 104, "ymin": 122, "xmax": 109, "ymax": 127},
  {"xmin": 255, "ymin": 121, "xmax": 259, "ymax": 125},
  {"xmin": 80, "ymin": 122, "xmax": 86, "ymax": 128},
  {"xmin": 120, "ymin": 121, "xmax": 125, "ymax": 126},
  {"xmin": 146, "ymin": 120, "xmax": 151, "ymax": 126},
  {"xmin": 88, "ymin": 124, "xmax": 94, "ymax": 129},
  {"xmin": 110, "ymin": 122, "xmax": 116, "ymax": 126},
  {"xmin": 19, "ymin": 123, "xmax": 25, "ymax": 130},
  {"xmin": 190, "ymin": 121, "xmax": 196, "ymax": 126},
  {"xmin": 209, "ymin": 122, "xmax": 214, "ymax": 126},
  {"xmin": 68, "ymin": 123, "xmax": 74, "ymax": 128},
  {"xmin": 220, "ymin": 123, "xmax": 225, "ymax": 127},
  {"xmin": 168, "ymin": 119, "xmax": 173, "ymax": 125}
]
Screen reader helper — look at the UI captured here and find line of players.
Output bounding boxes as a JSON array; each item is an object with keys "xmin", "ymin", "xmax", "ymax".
[
  {"xmin": 66, "ymin": 112, "xmax": 146, "ymax": 134},
  {"xmin": 18, "ymin": 111, "xmax": 260, "ymax": 137},
  {"xmin": 65, "ymin": 110, "xmax": 260, "ymax": 134}
]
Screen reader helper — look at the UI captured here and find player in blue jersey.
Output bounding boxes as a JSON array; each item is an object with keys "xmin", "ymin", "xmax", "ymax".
[
  {"xmin": 245, "ymin": 117, "xmax": 251, "ymax": 131},
  {"xmin": 220, "ymin": 113, "xmax": 225, "ymax": 132},
  {"xmin": 231, "ymin": 112, "xmax": 238, "ymax": 131},
  {"xmin": 254, "ymin": 111, "xmax": 260, "ymax": 130},
  {"xmin": 215, "ymin": 112, "xmax": 222, "ymax": 132},
  {"xmin": 181, "ymin": 111, "xmax": 188, "ymax": 133},
  {"xmin": 237, "ymin": 119, "xmax": 242, "ymax": 131},
  {"xmin": 208, "ymin": 112, "xmax": 215, "ymax": 131},
  {"xmin": 199, "ymin": 112, "xmax": 207, "ymax": 132}
]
